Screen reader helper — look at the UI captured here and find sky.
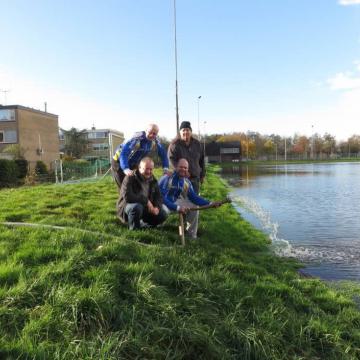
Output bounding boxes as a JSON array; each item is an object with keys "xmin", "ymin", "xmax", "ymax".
[{"xmin": 1, "ymin": 0, "xmax": 360, "ymax": 141}]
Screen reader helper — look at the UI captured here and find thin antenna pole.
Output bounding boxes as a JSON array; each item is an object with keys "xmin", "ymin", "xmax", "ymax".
[
  {"xmin": 174, "ymin": 0, "xmax": 180, "ymax": 136},
  {"xmin": 0, "ymin": 89, "xmax": 10, "ymax": 105}
]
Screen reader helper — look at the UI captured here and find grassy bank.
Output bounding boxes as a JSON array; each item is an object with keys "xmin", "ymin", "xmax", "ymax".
[{"xmin": 0, "ymin": 169, "xmax": 360, "ymax": 359}]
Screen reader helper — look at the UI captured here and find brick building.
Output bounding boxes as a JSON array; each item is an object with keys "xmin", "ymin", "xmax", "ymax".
[{"xmin": 0, "ymin": 105, "xmax": 60, "ymax": 169}]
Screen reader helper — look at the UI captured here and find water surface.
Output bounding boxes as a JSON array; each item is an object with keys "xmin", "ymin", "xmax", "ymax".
[{"xmin": 222, "ymin": 162, "xmax": 360, "ymax": 281}]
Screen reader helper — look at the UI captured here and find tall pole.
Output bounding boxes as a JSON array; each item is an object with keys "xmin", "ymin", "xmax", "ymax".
[
  {"xmin": 284, "ymin": 137, "xmax": 287, "ymax": 161},
  {"xmin": 203, "ymin": 121, "xmax": 207, "ymax": 157},
  {"xmin": 197, "ymin": 96, "xmax": 201, "ymax": 139},
  {"xmin": 174, "ymin": 0, "xmax": 180, "ymax": 135}
]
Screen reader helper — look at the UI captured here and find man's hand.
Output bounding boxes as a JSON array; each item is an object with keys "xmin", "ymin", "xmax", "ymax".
[
  {"xmin": 211, "ymin": 201, "xmax": 223, "ymax": 208},
  {"xmin": 178, "ymin": 206, "xmax": 189, "ymax": 214},
  {"xmin": 163, "ymin": 169, "xmax": 172, "ymax": 176},
  {"xmin": 147, "ymin": 200, "xmax": 159, "ymax": 215},
  {"xmin": 124, "ymin": 169, "xmax": 134, "ymax": 176}
]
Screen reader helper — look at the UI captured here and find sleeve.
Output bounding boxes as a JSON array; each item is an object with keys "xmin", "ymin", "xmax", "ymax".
[
  {"xmin": 120, "ymin": 137, "xmax": 138, "ymax": 170},
  {"xmin": 152, "ymin": 181, "xmax": 163, "ymax": 209},
  {"xmin": 121, "ymin": 176, "xmax": 148, "ymax": 205},
  {"xmin": 156, "ymin": 140, "xmax": 169, "ymax": 169},
  {"xmin": 187, "ymin": 180, "xmax": 210, "ymax": 206},
  {"xmin": 167, "ymin": 141, "xmax": 179, "ymax": 170},
  {"xmin": 159, "ymin": 175, "xmax": 177, "ymax": 211}
]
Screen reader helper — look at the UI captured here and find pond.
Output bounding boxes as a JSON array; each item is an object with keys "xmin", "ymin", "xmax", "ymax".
[{"xmin": 222, "ymin": 162, "xmax": 360, "ymax": 281}]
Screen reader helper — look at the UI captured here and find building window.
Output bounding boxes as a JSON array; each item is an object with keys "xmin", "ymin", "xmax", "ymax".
[
  {"xmin": 220, "ymin": 148, "xmax": 239, "ymax": 154},
  {"xmin": 92, "ymin": 143, "xmax": 109, "ymax": 151},
  {"xmin": 0, "ymin": 130, "xmax": 17, "ymax": 143},
  {"xmin": 0, "ymin": 109, "xmax": 16, "ymax": 121},
  {"xmin": 87, "ymin": 131, "xmax": 108, "ymax": 139}
]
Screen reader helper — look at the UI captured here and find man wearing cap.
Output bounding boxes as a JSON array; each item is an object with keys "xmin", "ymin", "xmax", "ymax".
[
  {"xmin": 112, "ymin": 123, "xmax": 170, "ymax": 190},
  {"xmin": 168, "ymin": 121, "xmax": 205, "ymax": 194},
  {"xmin": 117, "ymin": 157, "xmax": 167, "ymax": 230}
]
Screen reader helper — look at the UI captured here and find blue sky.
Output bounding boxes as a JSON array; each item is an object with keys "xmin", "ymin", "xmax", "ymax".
[{"xmin": 1, "ymin": 0, "xmax": 360, "ymax": 140}]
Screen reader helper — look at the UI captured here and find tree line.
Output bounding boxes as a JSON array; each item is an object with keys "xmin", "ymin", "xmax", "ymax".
[{"xmin": 203, "ymin": 132, "xmax": 360, "ymax": 160}]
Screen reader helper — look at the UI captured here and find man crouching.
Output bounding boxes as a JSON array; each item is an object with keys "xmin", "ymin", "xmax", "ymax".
[
  {"xmin": 159, "ymin": 158, "xmax": 222, "ymax": 239},
  {"xmin": 117, "ymin": 157, "xmax": 167, "ymax": 230}
]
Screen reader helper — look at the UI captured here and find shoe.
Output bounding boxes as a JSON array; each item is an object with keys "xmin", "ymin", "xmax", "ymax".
[{"xmin": 140, "ymin": 220, "xmax": 151, "ymax": 229}]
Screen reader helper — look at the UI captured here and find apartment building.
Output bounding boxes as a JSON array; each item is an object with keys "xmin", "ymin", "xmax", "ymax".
[
  {"xmin": 0, "ymin": 105, "xmax": 60, "ymax": 168},
  {"xmin": 59, "ymin": 127, "xmax": 124, "ymax": 161}
]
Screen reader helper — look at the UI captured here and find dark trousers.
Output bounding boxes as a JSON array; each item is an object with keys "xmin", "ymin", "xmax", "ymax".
[
  {"xmin": 124, "ymin": 203, "xmax": 167, "ymax": 230},
  {"xmin": 190, "ymin": 177, "xmax": 200, "ymax": 194}
]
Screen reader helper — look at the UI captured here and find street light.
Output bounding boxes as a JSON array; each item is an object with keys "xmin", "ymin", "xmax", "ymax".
[
  {"xmin": 203, "ymin": 121, "xmax": 207, "ymax": 158},
  {"xmin": 197, "ymin": 96, "xmax": 201, "ymax": 140},
  {"xmin": 173, "ymin": 0, "xmax": 180, "ymax": 135}
]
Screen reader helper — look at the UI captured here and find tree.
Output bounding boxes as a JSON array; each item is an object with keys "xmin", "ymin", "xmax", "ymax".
[
  {"xmin": 61, "ymin": 128, "xmax": 89, "ymax": 159},
  {"xmin": 292, "ymin": 135, "xmax": 309, "ymax": 157},
  {"xmin": 348, "ymin": 135, "xmax": 360, "ymax": 154},
  {"xmin": 1, "ymin": 144, "xmax": 25, "ymax": 159},
  {"xmin": 322, "ymin": 133, "xmax": 336, "ymax": 155}
]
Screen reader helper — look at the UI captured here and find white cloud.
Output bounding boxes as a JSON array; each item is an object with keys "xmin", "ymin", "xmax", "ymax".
[
  {"xmin": 327, "ymin": 72, "xmax": 360, "ymax": 90},
  {"xmin": 339, "ymin": 0, "xmax": 360, "ymax": 5}
]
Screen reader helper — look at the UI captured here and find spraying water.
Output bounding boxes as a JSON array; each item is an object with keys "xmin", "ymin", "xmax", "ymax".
[{"xmin": 230, "ymin": 194, "xmax": 360, "ymax": 265}]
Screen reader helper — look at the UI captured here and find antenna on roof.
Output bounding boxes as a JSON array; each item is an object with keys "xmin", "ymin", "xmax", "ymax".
[{"xmin": 0, "ymin": 89, "xmax": 10, "ymax": 105}]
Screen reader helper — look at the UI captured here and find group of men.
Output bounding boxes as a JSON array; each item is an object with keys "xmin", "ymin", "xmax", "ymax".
[{"xmin": 112, "ymin": 121, "xmax": 223, "ymax": 239}]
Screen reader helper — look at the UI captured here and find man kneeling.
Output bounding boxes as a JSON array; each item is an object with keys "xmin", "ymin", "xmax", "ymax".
[
  {"xmin": 117, "ymin": 157, "xmax": 167, "ymax": 230},
  {"xmin": 159, "ymin": 158, "xmax": 222, "ymax": 239}
]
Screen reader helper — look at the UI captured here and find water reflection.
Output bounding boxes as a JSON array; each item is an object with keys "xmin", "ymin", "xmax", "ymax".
[{"xmin": 222, "ymin": 163, "xmax": 360, "ymax": 281}]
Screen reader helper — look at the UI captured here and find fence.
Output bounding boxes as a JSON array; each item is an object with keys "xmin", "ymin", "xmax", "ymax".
[{"xmin": 53, "ymin": 159, "xmax": 110, "ymax": 184}]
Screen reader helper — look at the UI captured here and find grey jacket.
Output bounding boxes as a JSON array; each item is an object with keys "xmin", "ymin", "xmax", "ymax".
[{"xmin": 168, "ymin": 137, "xmax": 205, "ymax": 180}]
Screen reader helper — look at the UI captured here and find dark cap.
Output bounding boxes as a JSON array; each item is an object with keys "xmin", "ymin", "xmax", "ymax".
[{"xmin": 179, "ymin": 121, "xmax": 192, "ymax": 131}]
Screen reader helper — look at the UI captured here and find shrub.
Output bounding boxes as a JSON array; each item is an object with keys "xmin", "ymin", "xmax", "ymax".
[
  {"xmin": 35, "ymin": 161, "xmax": 48, "ymax": 176},
  {"xmin": 14, "ymin": 159, "xmax": 28, "ymax": 179},
  {"xmin": 0, "ymin": 159, "xmax": 19, "ymax": 187}
]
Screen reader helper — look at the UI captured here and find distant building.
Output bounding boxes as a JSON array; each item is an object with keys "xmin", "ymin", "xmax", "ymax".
[
  {"xmin": 0, "ymin": 105, "xmax": 60, "ymax": 169},
  {"xmin": 59, "ymin": 127, "xmax": 124, "ymax": 161},
  {"xmin": 206, "ymin": 141, "xmax": 241, "ymax": 163}
]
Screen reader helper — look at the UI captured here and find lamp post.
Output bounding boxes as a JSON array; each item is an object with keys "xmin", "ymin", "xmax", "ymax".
[
  {"xmin": 173, "ymin": 0, "xmax": 180, "ymax": 135},
  {"xmin": 203, "ymin": 121, "xmax": 207, "ymax": 158},
  {"xmin": 197, "ymin": 96, "xmax": 201, "ymax": 140}
]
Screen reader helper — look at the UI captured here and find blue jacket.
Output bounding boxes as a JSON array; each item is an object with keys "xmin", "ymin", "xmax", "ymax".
[
  {"xmin": 113, "ymin": 131, "xmax": 169, "ymax": 171},
  {"xmin": 159, "ymin": 172, "xmax": 210, "ymax": 211}
]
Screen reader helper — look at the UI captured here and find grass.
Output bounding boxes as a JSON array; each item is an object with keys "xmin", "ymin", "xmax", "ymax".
[{"xmin": 0, "ymin": 168, "xmax": 359, "ymax": 359}]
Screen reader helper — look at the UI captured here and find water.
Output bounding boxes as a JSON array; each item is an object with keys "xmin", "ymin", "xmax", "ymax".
[{"xmin": 222, "ymin": 162, "xmax": 360, "ymax": 281}]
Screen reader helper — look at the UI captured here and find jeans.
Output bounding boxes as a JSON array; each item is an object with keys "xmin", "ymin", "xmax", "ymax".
[{"xmin": 124, "ymin": 203, "xmax": 167, "ymax": 230}]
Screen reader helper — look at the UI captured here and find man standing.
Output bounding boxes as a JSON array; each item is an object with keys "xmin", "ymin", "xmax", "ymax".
[
  {"xmin": 112, "ymin": 124, "xmax": 170, "ymax": 189},
  {"xmin": 159, "ymin": 158, "xmax": 222, "ymax": 239},
  {"xmin": 117, "ymin": 157, "xmax": 167, "ymax": 230},
  {"xmin": 168, "ymin": 121, "xmax": 205, "ymax": 194}
]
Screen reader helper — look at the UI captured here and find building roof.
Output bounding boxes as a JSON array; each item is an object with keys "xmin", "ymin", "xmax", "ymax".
[{"xmin": 0, "ymin": 104, "xmax": 58, "ymax": 118}]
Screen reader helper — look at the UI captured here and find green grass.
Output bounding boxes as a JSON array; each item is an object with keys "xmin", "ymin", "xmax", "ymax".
[{"xmin": 0, "ymin": 169, "xmax": 359, "ymax": 359}]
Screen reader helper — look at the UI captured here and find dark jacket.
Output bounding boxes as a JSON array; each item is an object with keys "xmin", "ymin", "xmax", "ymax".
[
  {"xmin": 117, "ymin": 170, "xmax": 163, "ymax": 223},
  {"xmin": 168, "ymin": 137, "xmax": 205, "ymax": 180}
]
